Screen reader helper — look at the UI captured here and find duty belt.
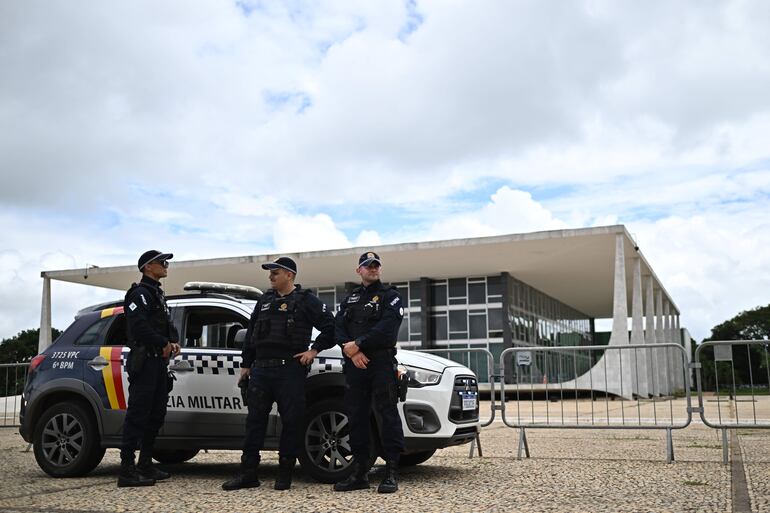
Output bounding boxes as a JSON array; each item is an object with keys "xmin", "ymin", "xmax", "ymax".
[
  {"xmin": 362, "ymin": 348, "xmax": 397, "ymax": 360},
  {"xmin": 252, "ymin": 358, "xmax": 301, "ymax": 368}
]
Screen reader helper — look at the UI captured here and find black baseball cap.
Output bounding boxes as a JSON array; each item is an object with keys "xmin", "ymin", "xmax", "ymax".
[
  {"xmin": 261, "ymin": 256, "xmax": 297, "ymax": 274},
  {"xmin": 358, "ymin": 251, "xmax": 381, "ymax": 268},
  {"xmin": 138, "ymin": 250, "xmax": 173, "ymax": 270}
]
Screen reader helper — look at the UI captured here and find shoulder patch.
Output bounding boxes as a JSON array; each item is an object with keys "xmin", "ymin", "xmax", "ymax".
[
  {"xmin": 390, "ymin": 296, "xmax": 400, "ymax": 306},
  {"xmin": 128, "ymin": 302, "xmax": 137, "ymax": 311}
]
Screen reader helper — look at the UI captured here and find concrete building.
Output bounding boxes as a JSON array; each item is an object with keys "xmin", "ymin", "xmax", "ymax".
[{"xmin": 39, "ymin": 225, "xmax": 689, "ymax": 398}]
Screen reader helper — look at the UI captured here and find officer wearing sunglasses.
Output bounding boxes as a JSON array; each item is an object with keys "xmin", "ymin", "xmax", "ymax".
[
  {"xmin": 334, "ymin": 251, "xmax": 405, "ymax": 494},
  {"xmin": 118, "ymin": 250, "xmax": 181, "ymax": 487}
]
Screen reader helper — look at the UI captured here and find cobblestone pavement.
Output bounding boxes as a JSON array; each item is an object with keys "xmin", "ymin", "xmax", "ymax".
[{"xmin": 0, "ymin": 404, "xmax": 767, "ymax": 513}]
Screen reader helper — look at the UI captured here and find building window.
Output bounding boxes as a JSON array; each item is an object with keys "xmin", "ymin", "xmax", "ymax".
[
  {"xmin": 469, "ymin": 310, "xmax": 487, "ymax": 339},
  {"xmin": 431, "ymin": 311, "xmax": 448, "ymax": 340},
  {"xmin": 431, "ymin": 282, "xmax": 447, "ymax": 306},
  {"xmin": 468, "ymin": 280, "xmax": 486, "ymax": 304}
]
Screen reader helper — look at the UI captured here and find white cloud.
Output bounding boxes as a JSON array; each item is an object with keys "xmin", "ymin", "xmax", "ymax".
[
  {"xmin": 419, "ymin": 187, "xmax": 569, "ymax": 241},
  {"xmin": 1, "ymin": 1, "xmax": 769, "ymax": 345},
  {"xmin": 272, "ymin": 213, "xmax": 351, "ymax": 252}
]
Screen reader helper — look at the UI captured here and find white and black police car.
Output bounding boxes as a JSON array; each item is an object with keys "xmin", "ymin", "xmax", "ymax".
[{"xmin": 19, "ymin": 283, "xmax": 480, "ymax": 483}]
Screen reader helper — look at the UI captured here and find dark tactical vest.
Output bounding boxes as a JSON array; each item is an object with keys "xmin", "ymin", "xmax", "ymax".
[
  {"xmin": 124, "ymin": 282, "xmax": 173, "ymax": 349},
  {"xmin": 251, "ymin": 288, "xmax": 314, "ymax": 358},
  {"xmin": 343, "ymin": 283, "xmax": 397, "ymax": 344}
]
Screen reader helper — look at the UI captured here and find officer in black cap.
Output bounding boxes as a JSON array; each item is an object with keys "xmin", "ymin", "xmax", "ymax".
[
  {"xmin": 118, "ymin": 250, "xmax": 181, "ymax": 487},
  {"xmin": 223, "ymin": 256, "xmax": 335, "ymax": 491},
  {"xmin": 334, "ymin": 251, "xmax": 405, "ymax": 494}
]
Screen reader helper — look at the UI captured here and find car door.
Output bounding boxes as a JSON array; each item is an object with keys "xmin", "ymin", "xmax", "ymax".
[
  {"xmin": 77, "ymin": 307, "xmax": 132, "ymax": 439},
  {"xmin": 161, "ymin": 300, "xmax": 252, "ymax": 442}
]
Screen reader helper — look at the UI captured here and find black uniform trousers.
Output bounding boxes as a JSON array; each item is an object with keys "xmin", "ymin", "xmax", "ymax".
[
  {"xmin": 241, "ymin": 362, "xmax": 306, "ymax": 467},
  {"xmin": 120, "ymin": 356, "xmax": 168, "ymax": 463},
  {"xmin": 344, "ymin": 356, "xmax": 405, "ymax": 462}
]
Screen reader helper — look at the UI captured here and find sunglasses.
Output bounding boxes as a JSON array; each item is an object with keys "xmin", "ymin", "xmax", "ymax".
[
  {"xmin": 362, "ymin": 262, "xmax": 381, "ymax": 269},
  {"xmin": 151, "ymin": 260, "xmax": 169, "ymax": 268}
]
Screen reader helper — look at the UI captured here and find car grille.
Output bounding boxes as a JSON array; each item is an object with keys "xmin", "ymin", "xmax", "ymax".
[{"xmin": 449, "ymin": 375, "xmax": 479, "ymax": 423}]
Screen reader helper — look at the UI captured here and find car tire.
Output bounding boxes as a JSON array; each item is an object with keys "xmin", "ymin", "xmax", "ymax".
[
  {"xmin": 32, "ymin": 401, "xmax": 105, "ymax": 478},
  {"xmin": 152, "ymin": 448, "xmax": 200, "ymax": 464},
  {"xmin": 399, "ymin": 449, "xmax": 436, "ymax": 467},
  {"xmin": 299, "ymin": 398, "xmax": 377, "ymax": 484}
]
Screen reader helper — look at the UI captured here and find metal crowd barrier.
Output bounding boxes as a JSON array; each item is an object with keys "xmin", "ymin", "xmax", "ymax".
[
  {"xmin": 693, "ymin": 340, "xmax": 770, "ymax": 464},
  {"xmin": 0, "ymin": 363, "xmax": 27, "ymax": 428},
  {"xmin": 497, "ymin": 343, "xmax": 692, "ymax": 463},
  {"xmin": 417, "ymin": 348, "xmax": 497, "ymax": 458}
]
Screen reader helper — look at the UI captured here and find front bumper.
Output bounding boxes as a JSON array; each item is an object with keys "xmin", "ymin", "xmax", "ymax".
[{"xmin": 399, "ymin": 366, "xmax": 480, "ymax": 448}]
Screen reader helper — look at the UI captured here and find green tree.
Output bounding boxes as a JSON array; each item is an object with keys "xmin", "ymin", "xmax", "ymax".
[
  {"xmin": 0, "ymin": 328, "xmax": 62, "ymax": 364},
  {"xmin": 699, "ymin": 305, "xmax": 770, "ymax": 392}
]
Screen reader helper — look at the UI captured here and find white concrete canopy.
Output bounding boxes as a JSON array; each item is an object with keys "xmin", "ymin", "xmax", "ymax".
[{"xmin": 41, "ymin": 225, "xmax": 678, "ymax": 319}]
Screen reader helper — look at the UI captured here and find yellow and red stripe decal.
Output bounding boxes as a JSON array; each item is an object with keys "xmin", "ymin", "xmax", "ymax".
[
  {"xmin": 100, "ymin": 306, "xmax": 124, "ymax": 318},
  {"xmin": 99, "ymin": 346, "xmax": 127, "ymax": 410}
]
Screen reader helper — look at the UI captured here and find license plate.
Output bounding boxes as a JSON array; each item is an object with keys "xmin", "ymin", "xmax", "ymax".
[{"xmin": 461, "ymin": 392, "xmax": 477, "ymax": 411}]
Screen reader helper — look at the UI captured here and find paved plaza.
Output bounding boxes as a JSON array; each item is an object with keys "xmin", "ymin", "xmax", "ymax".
[{"xmin": 0, "ymin": 400, "xmax": 768, "ymax": 513}]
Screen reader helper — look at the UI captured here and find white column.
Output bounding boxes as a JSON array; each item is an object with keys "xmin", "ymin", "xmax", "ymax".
[
  {"xmin": 670, "ymin": 308, "xmax": 684, "ymax": 391},
  {"xmin": 664, "ymin": 300, "xmax": 676, "ymax": 395},
  {"xmin": 644, "ymin": 277, "xmax": 658, "ymax": 396},
  {"xmin": 630, "ymin": 257, "xmax": 649, "ymax": 397},
  {"xmin": 655, "ymin": 290, "xmax": 669, "ymax": 395},
  {"xmin": 38, "ymin": 277, "xmax": 52, "ymax": 353},
  {"xmin": 606, "ymin": 234, "xmax": 635, "ymax": 398}
]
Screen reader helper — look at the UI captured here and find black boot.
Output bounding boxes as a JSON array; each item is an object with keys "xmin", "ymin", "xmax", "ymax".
[
  {"xmin": 377, "ymin": 460, "xmax": 398, "ymax": 494},
  {"xmin": 117, "ymin": 460, "xmax": 155, "ymax": 488},
  {"xmin": 274, "ymin": 456, "xmax": 295, "ymax": 490},
  {"xmin": 137, "ymin": 451, "xmax": 170, "ymax": 481},
  {"xmin": 333, "ymin": 460, "xmax": 370, "ymax": 492},
  {"xmin": 222, "ymin": 465, "xmax": 260, "ymax": 491}
]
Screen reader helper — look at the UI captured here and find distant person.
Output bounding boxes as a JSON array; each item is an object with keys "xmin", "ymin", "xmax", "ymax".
[
  {"xmin": 334, "ymin": 251, "xmax": 404, "ymax": 494},
  {"xmin": 223, "ymin": 256, "xmax": 335, "ymax": 491},
  {"xmin": 118, "ymin": 250, "xmax": 181, "ymax": 487}
]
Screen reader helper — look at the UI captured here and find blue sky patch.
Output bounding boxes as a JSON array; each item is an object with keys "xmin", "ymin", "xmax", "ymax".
[{"xmin": 398, "ymin": 0, "xmax": 424, "ymax": 42}]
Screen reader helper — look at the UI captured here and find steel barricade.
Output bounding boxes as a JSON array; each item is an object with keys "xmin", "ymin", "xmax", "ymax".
[
  {"xmin": 694, "ymin": 340, "xmax": 770, "ymax": 464},
  {"xmin": 498, "ymin": 343, "xmax": 692, "ymax": 463},
  {"xmin": 417, "ymin": 348, "xmax": 497, "ymax": 458},
  {"xmin": 0, "ymin": 362, "xmax": 27, "ymax": 428}
]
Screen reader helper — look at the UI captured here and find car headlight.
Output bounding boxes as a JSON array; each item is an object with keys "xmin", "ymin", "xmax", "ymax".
[{"xmin": 402, "ymin": 365, "xmax": 442, "ymax": 387}]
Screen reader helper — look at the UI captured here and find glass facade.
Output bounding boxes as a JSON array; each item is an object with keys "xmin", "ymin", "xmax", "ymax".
[
  {"xmin": 507, "ymin": 276, "xmax": 593, "ymax": 384},
  {"xmin": 308, "ymin": 273, "xmax": 594, "ymax": 383}
]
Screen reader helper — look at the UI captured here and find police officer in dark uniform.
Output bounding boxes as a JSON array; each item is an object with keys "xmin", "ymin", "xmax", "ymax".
[
  {"xmin": 334, "ymin": 251, "xmax": 405, "ymax": 494},
  {"xmin": 223, "ymin": 256, "xmax": 335, "ymax": 491},
  {"xmin": 118, "ymin": 250, "xmax": 181, "ymax": 488}
]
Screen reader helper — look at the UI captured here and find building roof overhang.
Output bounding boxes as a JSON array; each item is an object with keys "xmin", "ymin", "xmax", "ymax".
[{"xmin": 41, "ymin": 225, "xmax": 678, "ymax": 318}]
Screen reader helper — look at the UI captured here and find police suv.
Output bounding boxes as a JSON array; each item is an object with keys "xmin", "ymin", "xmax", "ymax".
[{"xmin": 19, "ymin": 283, "xmax": 480, "ymax": 483}]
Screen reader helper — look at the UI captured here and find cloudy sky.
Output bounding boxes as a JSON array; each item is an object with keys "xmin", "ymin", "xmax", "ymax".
[{"xmin": 1, "ymin": 0, "xmax": 769, "ymax": 342}]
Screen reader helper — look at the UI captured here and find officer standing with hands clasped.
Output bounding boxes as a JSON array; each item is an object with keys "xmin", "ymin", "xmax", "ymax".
[
  {"xmin": 118, "ymin": 250, "xmax": 181, "ymax": 488},
  {"xmin": 223, "ymin": 256, "xmax": 335, "ymax": 491},
  {"xmin": 334, "ymin": 251, "xmax": 405, "ymax": 494}
]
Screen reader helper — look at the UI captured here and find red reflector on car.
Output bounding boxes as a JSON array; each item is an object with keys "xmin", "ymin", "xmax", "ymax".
[{"xmin": 29, "ymin": 354, "xmax": 46, "ymax": 373}]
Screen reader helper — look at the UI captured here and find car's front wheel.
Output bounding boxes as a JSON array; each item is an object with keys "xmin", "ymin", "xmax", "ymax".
[
  {"xmin": 32, "ymin": 401, "xmax": 105, "ymax": 477},
  {"xmin": 299, "ymin": 398, "xmax": 377, "ymax": 483}
]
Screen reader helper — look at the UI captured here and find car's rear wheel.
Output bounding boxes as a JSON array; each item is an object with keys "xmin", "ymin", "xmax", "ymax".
[
  {"xmin": 152, "ymin": 448, "xmax": 200, "ymax": 464},
  {"xmin": 399, "ymin": 449, "xmax": 436, "ymax": 466},
  {"xmin": 299, "ymin": 398, "xmax": 377, "ymax": 483},
  {"xmin": 33, "ymin": 401, "xmax": 105, "ymax": 477}
]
